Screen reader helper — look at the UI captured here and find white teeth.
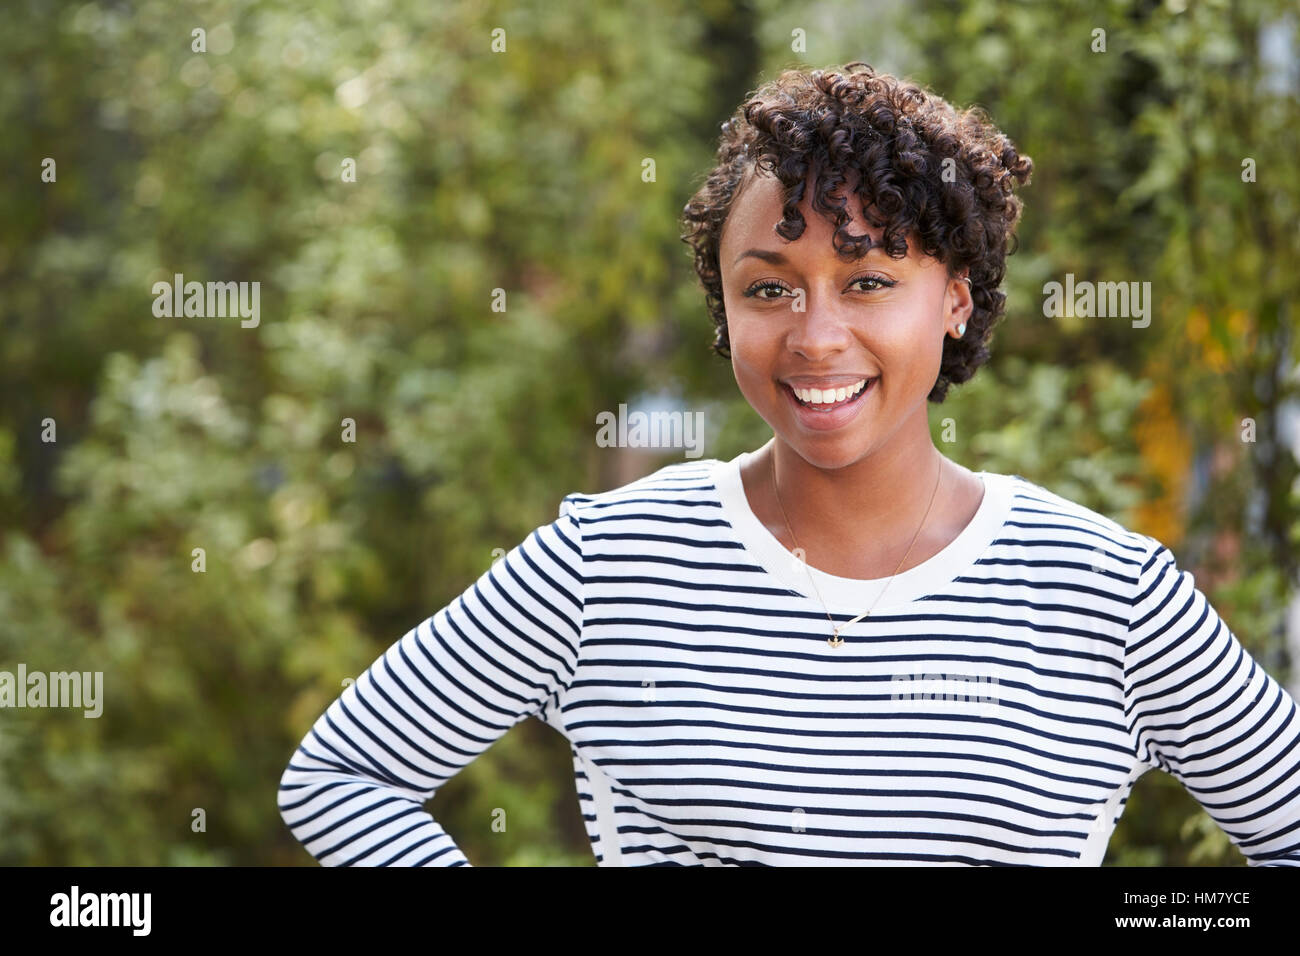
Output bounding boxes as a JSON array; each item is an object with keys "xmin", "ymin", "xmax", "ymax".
[{"xmin": 792, "ymin": 378, "xmax": 868, "ymax": 405}]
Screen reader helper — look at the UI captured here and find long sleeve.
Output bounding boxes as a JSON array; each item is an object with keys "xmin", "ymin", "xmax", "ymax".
[
  {"xmin": 1124, "ymin": 535, "xmax": 1300, "ymax": 865},
  {"xmin": 277, "ymin": 497, "xmax": 585, "ymax": 866}
]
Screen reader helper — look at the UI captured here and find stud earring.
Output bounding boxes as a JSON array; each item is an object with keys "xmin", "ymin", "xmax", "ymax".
[{"xmin": 955, "ymin": 278, "xmax": 970, "ymax": 338}]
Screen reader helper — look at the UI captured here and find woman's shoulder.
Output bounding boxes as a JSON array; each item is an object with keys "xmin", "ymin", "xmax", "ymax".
[
  {"xmin": 980, "ymin": 469, "xmax": 1159, "ymax": 563},
  {"xmin": 558, "ymin": 457, "xmax": 726, "ymax": 521}
]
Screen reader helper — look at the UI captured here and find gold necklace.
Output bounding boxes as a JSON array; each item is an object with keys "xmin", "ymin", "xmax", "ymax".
[{"xmin": 769, "ymin": 445, "xmax": 943, "ymax": 648}]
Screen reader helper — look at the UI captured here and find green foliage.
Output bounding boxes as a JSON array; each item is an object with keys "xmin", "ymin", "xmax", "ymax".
[{"xmin": 1, "ymin": 0, "xmax": 718, "ymax": 866}]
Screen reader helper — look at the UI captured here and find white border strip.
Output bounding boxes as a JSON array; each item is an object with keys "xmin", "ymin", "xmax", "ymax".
[{"xmin": 580, "ymin": 752, "xmax": 623, "ymax": 866}]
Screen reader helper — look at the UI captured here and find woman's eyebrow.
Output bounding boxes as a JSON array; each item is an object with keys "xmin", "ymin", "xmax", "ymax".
[
  {"xmin": 732, "ymin": 248, "xmax": 788, "ymax": 266},
  {"xmin": 732, "ymin": 244, "xmax": 887, "ymax": 267}
]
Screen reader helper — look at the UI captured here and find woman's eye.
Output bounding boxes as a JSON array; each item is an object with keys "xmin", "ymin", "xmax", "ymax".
[
  {"xmin": 744, "ymin": 282, "xmax": 790, "ymax": 299},
  {"xmin": 743, "ymin": 276, "xmax": 895, "ymax": 299}
]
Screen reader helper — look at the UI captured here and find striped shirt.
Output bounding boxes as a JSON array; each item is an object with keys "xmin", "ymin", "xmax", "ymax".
[{"xmin": 278, "ymin": 449, "xmax": 1300, "ymax": 865}]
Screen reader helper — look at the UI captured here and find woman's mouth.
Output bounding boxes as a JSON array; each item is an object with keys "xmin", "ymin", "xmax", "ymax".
[{"xmin": 782, "ymin": 377, "xmax": 878, "ymax": 431}]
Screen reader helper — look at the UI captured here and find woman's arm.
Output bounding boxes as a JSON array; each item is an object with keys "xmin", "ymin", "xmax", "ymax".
[
  {"xmin": 277, "ymin": 499, "xmax": 585, "ymax": 865},
  {"xmin": 1125, "ymin": 536, "xmax": 1300, "ymax": 865}
]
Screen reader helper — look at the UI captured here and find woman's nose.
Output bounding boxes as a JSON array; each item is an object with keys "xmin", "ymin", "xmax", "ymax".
[{"xmin": 784, "ymin": 292, "xmax": 858, "ymax": 357}]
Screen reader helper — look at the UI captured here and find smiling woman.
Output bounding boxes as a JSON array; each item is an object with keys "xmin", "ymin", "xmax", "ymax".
[
  {"xmin": 278, "ymin": 62, "xmax": 1300, "ymax": 867},
  {"xmin": 682, "ymin": 61, "xmax": 1032, "ymax": 395},
  {"xmin": 679, "ymin": 62, "xmax": 1033, "ymax": 581}
]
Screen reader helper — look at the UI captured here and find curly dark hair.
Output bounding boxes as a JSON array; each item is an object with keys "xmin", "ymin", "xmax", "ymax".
[{"xmin": 680, "ymin": 61, "xmax": 1033, "ymax": 402}]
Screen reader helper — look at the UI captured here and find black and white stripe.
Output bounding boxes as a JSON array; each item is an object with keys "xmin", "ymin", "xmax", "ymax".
[{"xmin": 279, "ymin": 453, "xmax": 1300, "ymax": 865}]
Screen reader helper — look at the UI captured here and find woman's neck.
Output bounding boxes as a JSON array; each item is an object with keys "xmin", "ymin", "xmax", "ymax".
[{"xmin": 740, "ymin": 435, "xmax": 985, "ymax": 580}]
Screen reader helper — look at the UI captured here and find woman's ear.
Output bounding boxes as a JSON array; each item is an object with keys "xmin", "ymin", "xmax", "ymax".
[{"xmin": 948, "ymin": 274, "xmax": 974, "ymax": 338}]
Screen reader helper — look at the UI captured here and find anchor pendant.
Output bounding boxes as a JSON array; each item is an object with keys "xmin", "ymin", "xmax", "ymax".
[{"xmin": 829, "ymin": 609, "xmax": 868, "ymax": 648}]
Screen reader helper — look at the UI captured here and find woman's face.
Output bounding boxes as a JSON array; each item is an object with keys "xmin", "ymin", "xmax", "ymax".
[{"xmin": 718, "ymin": 168, "xmax": 969, "ymax": 470}]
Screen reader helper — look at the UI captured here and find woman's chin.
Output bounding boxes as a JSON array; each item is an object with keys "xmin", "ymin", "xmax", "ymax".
[{"xmin": 772, "ymin": 433, "xmax": 871, "ymax": 471}]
